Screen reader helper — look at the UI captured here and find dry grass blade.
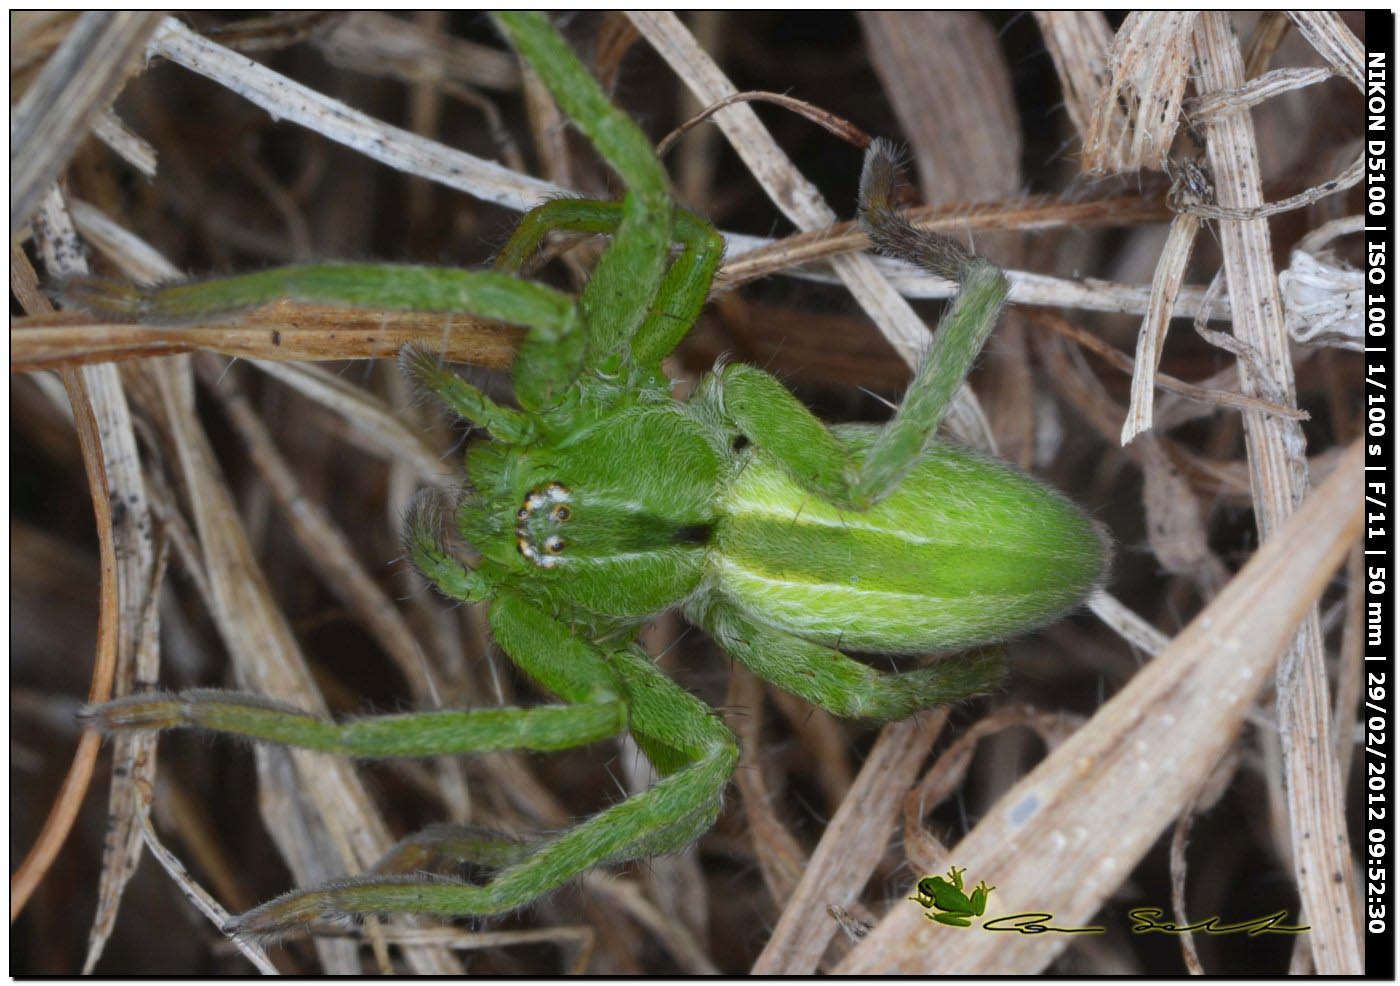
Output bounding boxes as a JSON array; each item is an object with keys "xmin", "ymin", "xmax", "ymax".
[
  {"xmin": 765, "ymin": 687, "xmax": 854, "ymax": 816},
  {"xmin": 68, "ymin": 199, "xmax": 180, "ymax": 282},
  {"xmin": 65, "ymin": 200, "xmax": 471, "ymax": 580},
  {"xmin": 314, "ymin": 926, "xmax": 596, "ymax": 974},
  {"xmin": 1286, "ymin": 11, "xmax": 1363, "ymax": 87},
  {"xmin": 752, "ymin": 713, "xmax": 946, "ymax": 974},
  {"xmin": 1298, "ymin": 213, "xmax": 1365, "ymax": 256},
  {"xmin": 17, "ymin": 191, "xmax": 163, "ymax": 969},
  {"xmin": 837, "ymin": 441, "xmax": 1362, "ymax": 973},
  {"xmin": 195, "ymin": 356, "xmax": 444, "ymax": 703},
  {"xmin": 1179, "ymin": 13, "xmax": 1363, "ymax": 224},
  {"xmin": 11, "ymin": 307, "xmax": 521, "ymax": 373},
  {"xmin": 9, "ymin": 11, "xmax": 81, "ymax": 76},
  {"xmin": 771, "ymin": 257, "xmax": 1232, "ymax": 320},
  {"xmin": 1138, "ymin": 437, "xmax": 1229, "ymax": 593},
  {"xmin": 1335, "ymin": 546, "xmax": 1366, "ymax": 782},
  {"xmin": 579, "ymin": 873, "xmax": 719, "ymax": 975},
  {"xmin": 1086, "ymin": 590, "xmax": 1169, "ymax": 657},
  {"xmin": 10, "ymin": 11, "xmax": 164, "ymax": 233},
  {"xmin": 1083, "ymin": 12, "xmax": 1198, "ymax": 175},
  {"xmin": 714, "ymin": 194, "xmax": 1171, "ymax": 293},
  {"xmin": 8, "ymin": 243, "xmax": 117, "ymax": 924},
  {"xmin": 133, "ymin": 798, "xmax": 279, "ymax": 975},
  {"xmin": 315, "ymin": 12, "xmax": 521, "ymax": 93},
  {"xmin": 152, "ymin": 779, "xmax": 257, "ymax": 915},
  {"xmin": 629, "ymin": 10, "xmax": 996, "ymax": 452},
  {"xmin": 148, "ymin": 17, "xmax": 558, "ymax": 212},
  {"xmin": 139, "ymin": 357, "xmax": 460, "ymax": 973},
  {"xmin": 902, "ymin": 705, "xmax": 1083, "ymax": 874},
  {"xmin": 246, "ymin": 359, "xmax": 455, "ymax": 486},
  {"xmin": 83, "ymin": 536, "xmax": 169, "ymax": 974},
  {"xmin": 725, "ymin": 667, "xmax": 808, "ymax": 906},
  {"xmin": 1192, "ymin": 12, "xmax": 1361, "ymax": 972},
  {"xmin": 90, "ymin": 109, "xmax": 159, "ymax": 178},
  {"xmin": 1030, "ymin": 308, "xmax": 1306, "ymax": 422},
  {"xmin": 201, "ymin": 11, "xmax": 341, "ymax": 53},
  {"xmin": 1186, "ymin": 65, "xmax": 1335, "ymax": 123},
  {"xmin": 1121, "ymin": 213, "xmax": 1201, "ymax": 445},
  {"xmin": 1182, "ymin": 154, "xmax": 1363, "ymax": 222},
  {"xmin": 1033, "ymin": 13, "xmax": 1116, "ymax": 146},
  {"xmin": 1169, "ymin": 749, "xmax": 1240, "ymax": 976},
  {"xmin": 8, "ymin": 347, "xmax": 121, "ymax": 924},
  {"xmin": 68, "ymin": 203, "xmax": 459, "ymax": 970}
]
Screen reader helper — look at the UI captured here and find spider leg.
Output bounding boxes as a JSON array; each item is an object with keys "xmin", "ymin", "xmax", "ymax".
[
  {"xmin": 79, "ymin": 597, "xmax": 632, "ymax": 790},
  {"xmin": 493, "ymin": 13, "xmax": 674, "ymax": 380},
  {"xmin": 402, "ymin": 493, "xmax": 494, "ymax": 601},
  {"xmin": 221, "ymin": 610, "xmax": 736, "ymax": 939},
  {"xmin": 56, "ymin": 263, "xmax": 577, "ymax": 331},
  {"xmin": 80, "ymin": 690, "xmax": 626, "ymax": 756},
  {"xmin": 55, "ymin": 258, "xmax": 593, "ymax": 415},
  {"xmin": 700, "ymin": 142, "xmax": 1009, "ymax": 512},
  {"xmin": 399, "ymin": 344, "xmax": 537, "ymax": 444},
  {"xmin": 492, "ymin": 198, "xmax": 629, "ymax": 274},
  {"xmin": 701, "ymin": 362, "xmax": 863, "ymax": 509},
  {"xmin": 493, "ymin": 198, "xmax": 724, "ymax": 369},
  {"xmin": 704, "ymin": 249, "xmax": 1004, "ymax": 512},
  {"xmin": 227, "ymin": 743, "xmax": 734, "ymax": 939},
  {"xmin": 372, "ymin": 824, "xmax": 538, "ymax": 879},
  {"xmin": 630, "ymin": 209, "xmax": 725, "ymax": 368},
  {"xmin": 847, "ymin": 140, "xmax": 1010, "ymax": 505},
  {"xmin": 692, "ymin": 596, "xmax": 1004, "ymax": 721}
]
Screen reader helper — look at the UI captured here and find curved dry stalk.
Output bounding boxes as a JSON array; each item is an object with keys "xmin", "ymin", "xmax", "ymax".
[
  {"xmin": 9, "ymin": 365, "xmax": 120, "ymax": 922},
  {"xmin": 656, "ymin": 90, "xmax": 871, "ymax": 157}
]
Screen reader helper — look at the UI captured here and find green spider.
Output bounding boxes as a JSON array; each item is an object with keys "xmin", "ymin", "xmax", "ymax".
[{"xmin": 74, "ymin": 12, "xmax": 1108, "ymax": 942}]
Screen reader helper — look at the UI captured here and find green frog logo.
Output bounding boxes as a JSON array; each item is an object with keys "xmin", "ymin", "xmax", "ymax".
[{"xmin": 910, "ymin": 866, "xmax": 995, "ymax": 927}]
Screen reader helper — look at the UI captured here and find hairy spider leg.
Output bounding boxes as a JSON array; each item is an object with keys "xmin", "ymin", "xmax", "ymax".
[
  {"xmin": 697, "ymin": 141, "xmax": 1010, "ymax": 513},
  {"xmin": 78, "ymin": 594, "xmax": 630, "ymax": 757},
  {"xmin": 213, "ymin": 612, "xmax": 736, "ymax": 939},
  {"xmin": 398, "ymin": 345, "xmax": 539, "ymax": 444},
  {"xmin": 692, "ymin": 596, "xmax": 1005, "ymax": 721},
  {"xmin": 493, "ymin": 198, "xmax": 725, "ymax": 369},
  {"xmin": 80, "ymin": 689, "xmax": 627, "ymax": 757},
  {"xmin": 494, "ymin": 12, "xmax": 673, "ymax": 386},
  {"xmin": 56, "ymin": 263, "xmax": 576, "ymax": 332},
  {"xmin": 402, "ymin": 197, "xmax": 723, "ymax": 435},
  {"xmin": 371, "ymin": 824, "xmax": 538, "ymax": 879},
  {"xmin": 54, "ymin": 254, "xmax": 600, "ymax": 426},
  {"xmin": 402, "ymin": 496, "xmax": 495, "ymax": 600},
  {"xmin": 85, "ymin": 587, "xmax": 738, "ymax": 937}
]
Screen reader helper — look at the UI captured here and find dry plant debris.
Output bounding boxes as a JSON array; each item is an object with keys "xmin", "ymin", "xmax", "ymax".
[{"xmin": 10, "ymin": 11, "xmax": 1366, "ymax": 975}]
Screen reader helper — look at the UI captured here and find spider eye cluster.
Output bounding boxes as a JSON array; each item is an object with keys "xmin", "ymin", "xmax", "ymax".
[{"xmin": 516, "ymin": 482, "xmax": 572, "ymax": 568}]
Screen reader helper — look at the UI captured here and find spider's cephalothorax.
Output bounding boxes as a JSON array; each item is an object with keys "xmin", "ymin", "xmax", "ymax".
[{"xmin": 75, "ymin": 11, "xmax": 1107, "ymax": 942}]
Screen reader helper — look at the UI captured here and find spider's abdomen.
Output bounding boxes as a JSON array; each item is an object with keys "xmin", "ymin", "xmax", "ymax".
[{"xmin": 712, "ymin": 425, "xmax": 1108, "ymax": 654}]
